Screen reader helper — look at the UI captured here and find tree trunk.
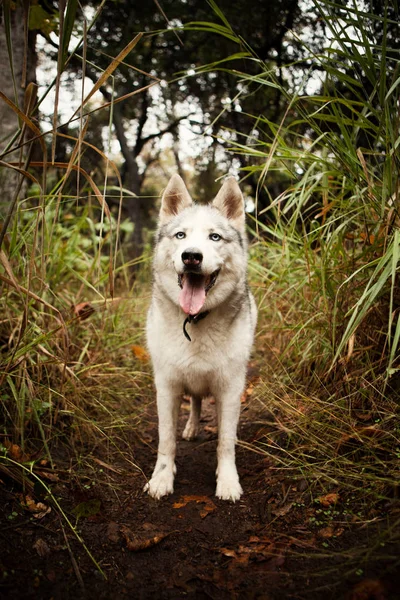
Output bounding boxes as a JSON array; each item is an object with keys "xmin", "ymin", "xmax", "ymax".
[
  {"xmin": 112, "ymin": 104, "xmax": 145, "ymax": 261},
  {"xmin": 0, "ymin": 2, "xmax": 37, "ymax": 221}
]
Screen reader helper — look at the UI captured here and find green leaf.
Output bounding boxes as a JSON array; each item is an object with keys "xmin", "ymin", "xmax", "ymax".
[
  {"xmin": 28, "ymin": 5, "xmax": 56, "ymax": 35},
  {"xmin": 62, "ymin": 0, "xmax": 79, "ymax": 66},
  {"xmin": 72, "ymin": 499, "xmax": 101, "ymax": 520}
]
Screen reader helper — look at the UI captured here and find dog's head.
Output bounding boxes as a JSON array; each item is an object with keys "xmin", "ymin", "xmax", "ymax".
[{"xmin": 153, "ymin": 174, "xmax": 248, "ymax": 316}]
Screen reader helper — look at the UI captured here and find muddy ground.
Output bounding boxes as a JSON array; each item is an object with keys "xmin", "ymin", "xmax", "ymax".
[{"xmin": 1, "ymin": 395, "xmax": 399, "ymax": 600}]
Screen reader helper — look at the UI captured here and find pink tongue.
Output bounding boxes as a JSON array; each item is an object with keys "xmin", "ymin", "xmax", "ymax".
[{"xmin": 179, "ymin": 278, "xmax": 206, "ymax": 315}]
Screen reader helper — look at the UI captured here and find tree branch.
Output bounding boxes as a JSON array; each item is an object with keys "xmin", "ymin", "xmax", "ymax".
[{"xmin": 136, "ymin": 113, "xmax": 195, "ymax": 154}]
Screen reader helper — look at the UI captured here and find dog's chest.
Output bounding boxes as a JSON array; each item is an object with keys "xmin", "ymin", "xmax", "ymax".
[
  {"xmin": 176, "ymin": 335, "xmax": 223, "ymax": 396},
  {"xmin": 150, "ymin": 316, "xmax": 231, "ymax": 394}
]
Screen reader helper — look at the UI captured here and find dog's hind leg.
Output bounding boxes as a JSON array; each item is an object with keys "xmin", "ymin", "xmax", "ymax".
[
  {"xmin": 145, "ymin": 379, "xmax": 181, "ymax": 499},
  {"xmin": 215, "ymin": 383, "xmax": 243, "ymax": 502},
  {"xmin": 182, "ymin": 396, "xmax": 202, "ymax": 440}
]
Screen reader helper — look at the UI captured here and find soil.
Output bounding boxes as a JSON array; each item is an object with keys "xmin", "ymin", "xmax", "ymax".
[{"xmin": 1, "ymin": 396, "xmax": 399, "ymax": 600}]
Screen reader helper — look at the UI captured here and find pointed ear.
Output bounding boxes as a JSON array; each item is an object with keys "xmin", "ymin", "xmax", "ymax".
[
  {"xmin": 212, "ymin": 177, "xmax": 245, "ymax": 229},
  {"xmin": 159, "ymin": 174, "xmax": 193, "ymax": 224}
]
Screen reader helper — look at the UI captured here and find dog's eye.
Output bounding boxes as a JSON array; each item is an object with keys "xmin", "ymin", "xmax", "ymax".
[
  {"xmin": 209, "ymin": 233, "xmax": 221, "ymax": 242},
  {"xmin": 175, "ymin": 232, "xmax": 186, "ymax": 239}
]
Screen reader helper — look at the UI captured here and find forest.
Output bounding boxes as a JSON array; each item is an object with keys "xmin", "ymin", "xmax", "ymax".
[{"xmin": 0, "ymin": 0, "xmax": 399, "ymax": 598}]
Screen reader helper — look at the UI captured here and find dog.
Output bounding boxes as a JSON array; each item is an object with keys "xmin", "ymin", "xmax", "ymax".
[{"xmin": 145, "ymin": 174, "xmax": 257, "ymax": 501}]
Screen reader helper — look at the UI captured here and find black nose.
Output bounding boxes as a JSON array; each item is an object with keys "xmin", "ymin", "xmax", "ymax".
[{"xmin": 182, "ymin": 248, "xmax": 203, "ymax": 266}]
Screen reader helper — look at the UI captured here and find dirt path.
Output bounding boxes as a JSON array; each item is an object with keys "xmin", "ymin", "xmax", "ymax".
[{"xmin": 1, "ymin": 396, "xmax": 398, "ymax": 599}]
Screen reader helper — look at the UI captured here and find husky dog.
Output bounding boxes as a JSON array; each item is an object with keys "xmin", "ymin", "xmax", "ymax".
[{"xmin": 145, "ymin": 174, "xmax": 257, "ymax": 501}]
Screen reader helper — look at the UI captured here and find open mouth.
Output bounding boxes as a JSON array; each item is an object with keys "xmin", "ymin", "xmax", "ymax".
[{"xmin": 177, "ymin": 270, "xmax": 220, "ymax": 315}]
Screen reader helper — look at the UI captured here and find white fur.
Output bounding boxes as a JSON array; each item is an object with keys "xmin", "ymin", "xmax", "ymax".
[{"xmin": 145, "ymin": 175, "xmax": 257, "ymax": 501}]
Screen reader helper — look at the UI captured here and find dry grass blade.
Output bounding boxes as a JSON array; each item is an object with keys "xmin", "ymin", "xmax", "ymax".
[
  {"xmin": 0, "ymin": 160, "xmax": 40, "ymax": 186},
  {"xmin": 0, "ymin": 91, "xmax": 47, "ymax": 159},
  {"xmin": 74, "ymin": 32, "xmax": 144, "ymax": 117}
]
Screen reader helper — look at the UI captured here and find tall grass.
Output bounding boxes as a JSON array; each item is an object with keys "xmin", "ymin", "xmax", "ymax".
[
  {"xmin": 190, "ymin": 0, "xmax": 400, "ymax": 384},
  {"xmin": 0, "ymin": 4, "xmax": 151, "ymax": 469},
  {"xmin": 186, "ymin": 0, "xmax": 400, "ymax": 578}
]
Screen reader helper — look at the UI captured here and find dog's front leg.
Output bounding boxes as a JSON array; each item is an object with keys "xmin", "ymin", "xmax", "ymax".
[
  {"xmin": 215, "ymin": 384, "xmax": 243, "ymax": 502},
  {"xmin": 145, "ymin": 380, "xmax": 181, "ymax": 499}
]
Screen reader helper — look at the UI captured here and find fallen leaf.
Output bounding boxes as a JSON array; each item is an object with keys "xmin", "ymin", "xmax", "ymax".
[
  {"xmin": 272, "ymin": 501, "xmax": 293, "ymax": 517},
  {"xmin": 218, "ymin": 537, "xmax": 277, "ymax": 567},
  {"xmin": 360, "ymin": 232, "xmax": 376, "ymax": 245},
  {"xmin": 219, "ymin": 548, "xmax": 250, "ymax": 566},
  {"xmin": 32, "ymin": 503, "xmax": 52, "ymax": 519},
  {"xmin": 120, "ymin": 525, "xmax": 171, "ymax": 551},
  {"xmin": 240, "ymin": 384, "xmax": 254, "ymax": 404},
  {"xmin": 219, "ymin": 547, "xmax": 238, "ymax": 558},
  {"xmin": 3, "ymin": 439, "xmax": 31, "ymax": 462},
  {"xmin": 173, "ymin": 495, "xmax": 216, "ymax": 518},
  {"xmin": 204, "ymin": 425, "xmax": 217, "ymax": 435},
  {"xmin": 107, "ymin": 522, "xmax": 120, "ymax": 543},
  {"xmin": 335, "ymin": 527, "xmax": 345, "ymax": 537},
  {"xmin": 317, "ymin": 493, "xmax": 340, "ymax": 507},
  {"xmin": 348, "ymin": 578, "xmax": 385, "ymax": 600},
  {"xmin": 35, "ymin": 470, "xmax": 59, "ymax": 482},
  {"xmin": 19, "ymin": 495, "xmax": 52, "ymax": 519},
  {"xmin": 73, "ymin": 302, "xmax": 95, "ymax": 320},
  {"xmin": 72, "ymin": 499, "xmax": 101, "ymax": 520},
  {"xmin": 318, "ymin": 526, "xmax": 335, "ymax": 538},
  {"xmin": 33, "ymin": 538, "xmax": 51, "ymax": 557},
  {"xmin": 131, "ymin": 345, "xmax": 149, "ymax": 362}
]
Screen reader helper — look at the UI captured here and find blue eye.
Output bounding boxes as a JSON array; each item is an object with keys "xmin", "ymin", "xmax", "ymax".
[
  {"xmin": 209, "ymin": 233, "xmax": 221, "ymax": 242},
  {"xmin": 175, "ymin": 231, "xmax": 186, "ymax": 239}
]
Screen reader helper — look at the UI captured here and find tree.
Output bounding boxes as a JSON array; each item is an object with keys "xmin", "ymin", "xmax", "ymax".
[
  {"xmin": 0, "ymin": 1, "xmax": 37, "ymax": 224},
  {"xmin": 61, "ymin": 0, "xmax": 323, "ymax": 252}
]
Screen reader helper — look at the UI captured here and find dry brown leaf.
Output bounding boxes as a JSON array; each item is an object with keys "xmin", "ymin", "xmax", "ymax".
[
  {"xmin": 19, "ymin": 494, "xmax": 51, "ymax": 519},
  {"xmin": 32, "ymin": 503, "xmax": 52, "ymax": 519},
  {"xmin": 73, "ymin": 302, "xmax": 95, "ymax": 321},
  {"xmin": 219, "ymin": 536, "xmax": 276, "ymax": 567},
  {"xmin": 204, "ymin": 425, "xmax": 217, "ymax": 435},
  {"xmin": 120, "ymin": 525, "xmax": 170, "ymax": 551},
  {"xmin": 240, "ymin": 384, "xmax": 254, "ymax": 403},
  {"xmin": 131, "ymin": 345, "xmax": 150, "ymax": 362},
  {"xmin": 219, "ymin": 548, "xmax": 250, "ymax": 566},
  {"xmin": 317, "ymin": 493, "xmax": 340, "ymax": 507},
  {"xmin": 272, "ymin": 501, "xmax": 293, "ymax": 517},
  {"xmin": 219, "ymin": 547, "xmax": 238, "ymax": 558},
  {"xmin": 3, "ymin": 440, "xmax": 31, "ymax": 462},
  {"xmin": 173, "ymin": 495, "xmax": 216, "ymax": 518},
  {"xmin": 348, "ymin": 578, "xmax": 385, "ymax": 600},
  {"xmin": 107, "ymin": 522, "xmax": 120, "ymax": 543},
  {"xmin": 33, "ymin": 538, "xmax": 51, "ymax": 557},
  {"xmin": 35, "ymin": 470, "xmax": 59, "ymax": 482},
  {"xmin": 318, "ymin": 526, "xmax": 335, "ymax": 538}
]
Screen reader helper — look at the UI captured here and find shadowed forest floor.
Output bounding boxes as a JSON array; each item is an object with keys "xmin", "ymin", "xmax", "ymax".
[{"xmin": 1, "ymin": 383, "xmax": 399, "ymax": 600}]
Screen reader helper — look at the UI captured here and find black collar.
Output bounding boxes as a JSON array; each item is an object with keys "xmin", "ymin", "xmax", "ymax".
[{"xmin": 183, "ymin": 311, "xmax": 210, "ymax": 342}]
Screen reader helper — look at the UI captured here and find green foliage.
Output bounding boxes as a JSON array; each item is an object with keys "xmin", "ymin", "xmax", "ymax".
[{"xmin": 194, "ymin": 0, "xmax": 400, "ymax": 385}]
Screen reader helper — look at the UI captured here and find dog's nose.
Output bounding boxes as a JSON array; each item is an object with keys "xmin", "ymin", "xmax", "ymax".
[{"xmin": 182, "ymin": 248, "xmax": 203, "ymax": 266}]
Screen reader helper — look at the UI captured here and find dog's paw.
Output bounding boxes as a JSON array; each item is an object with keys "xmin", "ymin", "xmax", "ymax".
[
  {"xmin": 182, "ymin": 420, "xmax": 198, "ymax": 441},
  {"xmin": 216, "ymin": 466, "xmax": 243, "ymax": 502},
  {"xmin": 144, "ymin": 469, "xmax": 175, "ymax": 499}
]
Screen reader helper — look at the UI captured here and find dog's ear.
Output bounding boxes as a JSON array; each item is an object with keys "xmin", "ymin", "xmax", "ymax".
[
  {"xmin": 160, "ymin": 174, "xmax": 193, "ymax": 223},
  {"xmin": 212, "ymin": 177, "xmax": 245, "ymax": 230}
]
